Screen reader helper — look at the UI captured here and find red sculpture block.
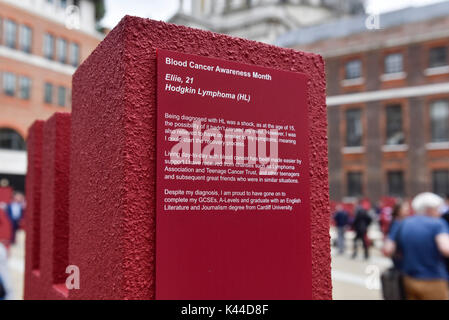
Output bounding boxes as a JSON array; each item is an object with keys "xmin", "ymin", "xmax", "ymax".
[
  {"xmin": 24, "ymin": 120, "xmax": 44, "ymax": 300},
  {"xmin": 25, "ymin": 113, "xmax": 71, "ymax": 300},
  {"xmin": 69, "ymin": 17, "xmax": 331, "ymax": 300},
  {"xmin": 0, "ymin": 187, "xmax": 12, "ymax": 202},
  {"xmin": 0, "ymin": 187, "xmax": 13, "ymax": 243}
]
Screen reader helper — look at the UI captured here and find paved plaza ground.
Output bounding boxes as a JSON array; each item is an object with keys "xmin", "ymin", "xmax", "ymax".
[
  {"xmin": 330, "ymin": 226, "xmax": 391, "ymax": 300},
  {"xmin": 7, "ymin": 226, "xmax": 390, "ymax": 300}
]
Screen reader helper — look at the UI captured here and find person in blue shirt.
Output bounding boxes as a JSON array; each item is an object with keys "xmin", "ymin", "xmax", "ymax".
[
  {"xmin": 384, "ymin": 192, "xmax": 449, "ymax": 300},
  {"xmin": 4, "ymin": 192, "xmax": 25, "ymax": 245},
  {"xmin": 333, "ymin": 204, "xmax": 349, "ymax": 255},
  {"xmin": 442, "ymin": 194, "xmax": 449, "ymax": 275}
]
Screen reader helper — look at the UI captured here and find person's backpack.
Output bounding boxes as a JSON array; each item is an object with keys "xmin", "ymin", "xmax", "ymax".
[
  {"xmin": 0, "ymin": 276, "xmax": 6, "ymax": 300},
  {"xmin": 381, "ymin": 267, "xmax": 405, "ymax": 300}
]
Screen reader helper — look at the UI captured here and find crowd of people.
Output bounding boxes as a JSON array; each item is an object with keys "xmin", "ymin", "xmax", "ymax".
[
  {"xmin": 333, "ymin": 202, "xmax": 373, "ymax": 260},
  {"xmin": 0, "ymin": 192, "xmax": 25, "ymax": 300},
  {"xmin": 333, "ymin": 192, "xmax": 449, "ymax": 300}
]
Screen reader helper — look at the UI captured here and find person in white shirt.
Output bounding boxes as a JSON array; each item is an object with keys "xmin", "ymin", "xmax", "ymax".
[{"xmin": 0, "ymin": 241, "xmax": 13, "ymax": 300}]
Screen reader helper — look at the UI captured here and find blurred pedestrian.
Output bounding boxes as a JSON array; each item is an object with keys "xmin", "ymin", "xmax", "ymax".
[
  {"xmin": 0, "ymin": 240, "xmax": 12, "ymax": 300},
  {"xmin": 442, "ymin": 194, "xmax": 449, "ymax": 224},
  {"xmin": 352, "ymin": 201, "xmax": 372, "ymax": 260},
  {"xmin": 385, "ymin": 201, "xmax": 411, "ymax": 270},
  {"xmin": 374, "ymin": 200, "xmax": 382, "ymax": 216},
  {"xmin": 442, "ymin": 194, "xmax": 449, "ymax": 276},
  {"xmin": 379, "ymin": 205, "xmax": 393, "ymax": 236},
  {"xmin": 333, "ymin": 204, "xmax": 349, "ymax": 255},
  {"xmin": 384, "ymin": 192, "xmax": 449, "ymax": 300},
  {"xmin": 5, "ymin": 192, "xmax": 25, "ymax": 245}
]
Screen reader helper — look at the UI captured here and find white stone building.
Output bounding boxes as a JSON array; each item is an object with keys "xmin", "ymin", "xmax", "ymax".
[{"xmin": 170, "ymin": 0, "xmax": 366, "ymax": 44}]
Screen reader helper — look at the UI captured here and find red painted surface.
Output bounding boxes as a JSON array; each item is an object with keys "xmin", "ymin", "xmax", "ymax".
[
  {"xmin": 0, "ymin": 187, "xmax": 12, "ymax": 202},
  {"xmin": 24, "ymin": 114, "xmax": 70, "ymax": 300},
  {"xmin": 0, "ymin": 187, "xmax": 12, "ymax": 242},
  {"xmin": 0, "ymin": 211, "xmax": 11, "ymax": 243},
  {"xmin": 26, "ymin": 16, "xmax": 331, "ymax": 300},
  {"xmin": 24, "ymin": 120, "xmax": 44, "ymax": 300},
  {"xmin": 156, "ymin": 49, "xmax": 313, "ymax": 299},
  {"xmin": 40, "ymin": 113, "xmax": 71, "ymax": 287}
]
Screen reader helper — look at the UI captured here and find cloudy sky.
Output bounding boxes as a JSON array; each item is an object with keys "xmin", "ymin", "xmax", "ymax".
[{"xmin": 100, "ymin": 0, "xmax": 448, "ymax": 29}]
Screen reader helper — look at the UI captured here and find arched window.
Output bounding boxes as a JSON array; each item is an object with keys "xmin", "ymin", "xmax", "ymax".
[{"xmin": 0, "ymin": 128, "xmax": 26, "ymax": 150}]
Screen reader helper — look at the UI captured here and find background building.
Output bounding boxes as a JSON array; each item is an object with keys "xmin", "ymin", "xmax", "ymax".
[
  {"xmin": 0, "ymin": 0, "xmax": 103, "ymax": 192},
  {"xmin": 278, "ymin": 1, "xmax": 449, "ymax": 202},
  {"xmin": 170, "ymin": 0, "xmax": 366, "ymax": 44}
]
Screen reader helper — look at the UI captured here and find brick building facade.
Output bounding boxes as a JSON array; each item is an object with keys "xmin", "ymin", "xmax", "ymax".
[
  {"xmin": 278, "ymin": 2, "xmax": 449, "ymax": 202},
  {"xmin": 0, "ymin": 0, "xmax": 102, "ymax": 191}
]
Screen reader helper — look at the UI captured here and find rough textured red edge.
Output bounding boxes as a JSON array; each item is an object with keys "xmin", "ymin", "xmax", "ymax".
[
  {"xmin": 70, "ymin": 21, "xmax": 127, "ymax": 299},
  {"xmin": 24, "ymin": 120, "xmax": 44, "ymax": 300},
  {"xmin": 40, "ymin": 113, "xmax": 71, "ymax": 287}
]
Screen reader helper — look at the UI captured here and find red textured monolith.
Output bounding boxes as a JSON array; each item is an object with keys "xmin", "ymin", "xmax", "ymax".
[
  {"xmin": 68, "ymin": 17, "xmax": 331, "ymax": 300},
  {"xmin": 24, "ymin": 113, "xmax": 71, "ymax": 300},
  {"xmin": 25, "ymin": 16, "xmax": 331, "ymax": 300}
]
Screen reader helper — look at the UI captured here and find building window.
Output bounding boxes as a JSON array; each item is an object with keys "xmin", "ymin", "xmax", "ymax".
[
  {"xmin": 59, "ymin": 0, "xmax": 68, "ymax": 9},
  {"xmin": 385, "ymin": 53, "xmax": 403, "ymax": 74},
  {"xmin": 70, "ymin": 43, "xmax": 80, "ymax": 67},
  {"xmin": 345, "ymin": 108, "xmax": 363, "ymax": 147},
  {"xmin": 19, "ymin": 25, "xmax": 32, "ymax": 53},
  {"xmin": 430, "ymin": 100, "xmax": 449, "ymax": 143},
  {"xmin": 44, "ymin": 82, "xmax": 53, "ymax": 104},
  {"xmin": 4, "ymin": 19, "xmax": 17, "ymax": 49},
  {"xmin": 0, "ymin": 128, "xmax": 26, "ymax": 150},
  {"xmin": 43, "ymin": 33, "xmax": 55, "ymax": 60},
  {"xmin": 58, "ymin": 86, "xmax": 66, "ymax": 107},
  {"xmin": 385, "ymin": 104, "xmax": 404, "ymax": 145},
  {"xmin": 429, "ymin": 46, "xmax": 448, "ymax": 68},
  {"xmin": 2, "ymin": 72, "xmax": 16, "ymax": 96},
  {"xmin": 387, "ymin": 171, "xmax": 404, "ymax": 197},
  {"xmin": 433, "ymin": 170, "xmax": 449, "ymax": 197},
  {"xmin": 67, "ymin": 88, "xmax": 72, "ymax": 107},
  {"xmin": 19, "ymin": 76, "xmax": 31, "ymax": 100},
  {"xmin": 57, "ymin": 38, "xmax": 67, "ymax": 63},
  {"xmin": 345, "ymin": 59, "xmax": 362, "ymax": 80},
  {"xmin": 347, "ymin": 172, "xmax": 363, "ymax": 197}
]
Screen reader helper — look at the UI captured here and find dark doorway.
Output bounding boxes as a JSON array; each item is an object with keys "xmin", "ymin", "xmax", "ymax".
[{"xmin": 0, "ymin": 173, "xmax": 25, "ymax": 193}]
